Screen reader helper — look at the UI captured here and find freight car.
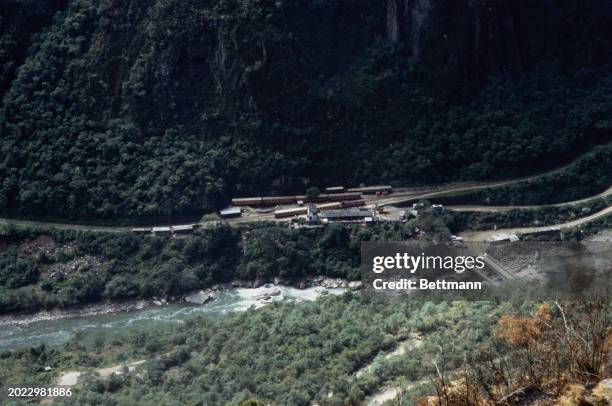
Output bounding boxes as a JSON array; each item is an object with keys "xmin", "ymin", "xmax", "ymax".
[
  {"xmin": 232, "ymin": 197, "xmax": 264, "ymax": 206},
  {"xmin": 262, "ymin": 195, "xmax": 300, "ymax": 205},
  {"xmin": 347, "ymin": 185, "xmax": 392, "ymax": 194},
  {"xmin": 341, "ymin": 199, "xmax": 366, "ymax": 208},
  {"xmin": 133, "ymin": 225, "xmax": 198, "ymax": 234},
  {"xmin": 324, "ymin": 192, "xmax": 361, "ymax": 202},
  {"xmin": 307, "ymin": 193, "xmax": 359, "ymax": 203},
  {"xmin": 233, "ymin": 192, "xmax": 361, "ymax": 206},
  {"xmin": 317, "ymin": 202, "xmax": 342, "ymax": 210},
  {"xmin": 132, "ymin": 227, "xmax": 152, "ymax": 234},
  {"xmin": 172, "ymin": 224, "xmax": 196, "ymax": 234},
  {"xmin": 274, "ymin": 207, "xmax": 307, "ymax": 218}
]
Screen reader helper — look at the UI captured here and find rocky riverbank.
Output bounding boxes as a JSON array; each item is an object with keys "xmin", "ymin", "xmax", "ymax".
[
  {"xmin": 184, "ymin": 277, "xmax": 362, "ymax": 304},
  {"xmin": 0, "ymin": 300, "xmax": 149, "ymax": 326},
  {"xmin": 0, "ymin": 278, "xmax": 362, "ymax": 327},
  {"xmin": 0, "ymin": 284, "xmax": 352, "ymax": 350}
]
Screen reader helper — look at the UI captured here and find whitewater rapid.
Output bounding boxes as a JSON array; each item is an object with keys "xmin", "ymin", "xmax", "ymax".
[{"xmin": 0, "ymin": 286, "xmax": 346, "ymax": 350}]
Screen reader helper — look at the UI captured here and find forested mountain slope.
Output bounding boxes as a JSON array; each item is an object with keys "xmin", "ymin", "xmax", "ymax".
[{"xmin": 1, "ymin": 0, "xmax": 611, "ymax": 222}]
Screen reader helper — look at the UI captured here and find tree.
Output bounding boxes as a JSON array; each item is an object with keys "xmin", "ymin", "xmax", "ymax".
[
  {"xmin": 427, "ymin": 301, "xmax": 611, "ymax": 405},
  {"xmin": 306, "ymin": 187, "xmax": 320, "ymax": 200},
  {"xmin": 240, "ymin": 400, "xmax": 271, "ymax": 406}
]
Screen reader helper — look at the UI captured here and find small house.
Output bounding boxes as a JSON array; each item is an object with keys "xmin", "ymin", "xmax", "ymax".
[{"xmin": 220, "ymin": 207, "xmax": 242, "ymax": 218}]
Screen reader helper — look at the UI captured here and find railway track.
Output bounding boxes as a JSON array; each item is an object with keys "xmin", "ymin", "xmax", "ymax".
[{"xmin": 0, "ymin": 153, "xmax": 610, "ymax": 239}]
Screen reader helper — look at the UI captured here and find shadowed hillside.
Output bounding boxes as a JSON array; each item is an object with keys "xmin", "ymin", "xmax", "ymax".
[{"xmin": 1, "ymin": 0, "xmax": 611, "ymax": 222}]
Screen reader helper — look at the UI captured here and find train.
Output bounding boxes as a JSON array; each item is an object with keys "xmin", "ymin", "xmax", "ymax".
[
  {"xmin": 340, "ymin": 199, "xmax": 366, "ymax": 208},
  {"xmin": 131, "ymin": 224, "xmax": 199, "ymax": 234},
  {"xmin": 233, "ymin": 192, "xmax": 361, "ymax": 206},
  {"xmin": 274, "ymin": 199, "xmax": 366, "ymax": 218},
  {"xmin": 274, "ymin": 207, "xmax": 307, "ymax": 218},
  {"xmin": 347, "ymin": 185, "xmax": 392, "ymax": 194}
]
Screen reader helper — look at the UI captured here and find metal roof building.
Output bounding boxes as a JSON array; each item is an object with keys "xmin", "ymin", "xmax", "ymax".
[
  {"xmin": 319, "ymin": 208, "xmax": 374, "ymax": 221},
  {"xmin": 220, "ymin": 207, "xmax": 242, "ymax": 218}
]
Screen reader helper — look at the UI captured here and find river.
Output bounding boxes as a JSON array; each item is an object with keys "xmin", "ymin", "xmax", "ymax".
[{"xmin": 0, "ymin": 286, "xmax": 345, "ymax": 350}]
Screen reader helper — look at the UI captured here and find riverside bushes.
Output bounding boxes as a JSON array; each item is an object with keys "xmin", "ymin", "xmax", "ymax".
[{"xmin": 0, "ymin": 219, "xmax": 435, "ymax": 314}]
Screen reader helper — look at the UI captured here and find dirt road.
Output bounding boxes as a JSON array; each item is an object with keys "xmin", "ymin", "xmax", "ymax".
[
  {"xmin": 0, "ymin": 148, "xmax": 609, "ymax": 235},
  {"xmin": 56, "ymin": 358, "xmax": 147, "ymax": 387},
  {"xmin": 0, "ymin": 218, "xmax": 134, "ymax": 233},
  {"xmin": 446, "ymin": 186, "xmax": 612, "ymax": 212},
  {"xmin": 373, "ymin": 149, "xmax": 606, "ymax": 208},
  {"xmin": 461, "ymin": 205, "xmax": 612, "ymax": 241}
]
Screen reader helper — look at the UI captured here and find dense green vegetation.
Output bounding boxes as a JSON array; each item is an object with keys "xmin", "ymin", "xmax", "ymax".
[
  {"xmin": 1, "ymin": 2, "xmax": 610, "ymax": 405},
  {"xmin": 562, "ymin": 213, "xmax": 612, "ymax": 241},
  {"xmin": 1, "ymin": 192, "xmax": 608, "ymax": 314},
  {"xmin": 1, "ymin": 0, "xmax": 611, "ymax": 222},
  {"xmin": 0, "ymin": 0, "xmax": 66, "ymax": 95},
  {"xmin": 0, "ymin": 295, "xmax": 515, "ymax": 405},
  {"xmin": 431, "ymin": 144, "xmax": 612, "ymax": 207},
  {"xmin": 1, "ymin": 295, "xmax": 606, "ymax": 405},
  {"xmin": 3, "ymin": 192, "xmax": 609, "ymax": 314},
  {"xmin": 0, "ymin": 211, "xmax": 452, "ymax": 313},
  {"xmin": 448, "ymin": 196, "xmax": 612, "ymax": 233}
]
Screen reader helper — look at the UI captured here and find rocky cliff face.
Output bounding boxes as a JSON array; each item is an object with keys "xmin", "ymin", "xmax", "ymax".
[
  {"xmin": 387, "ymin": 0, "xmax": 433, "ymax": 57},
  {"xmin": 3, "ymin": 0, "xmax": 611, "ymax": 119},
  {"xmin": 387, "ymin": 0, "xmax": 612, "ymax": 91}
]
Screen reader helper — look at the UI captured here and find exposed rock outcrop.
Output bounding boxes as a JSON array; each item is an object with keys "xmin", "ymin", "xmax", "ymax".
[{"xmin": 386, "ymin": 0, "xmax": 612, "ymax": 90}]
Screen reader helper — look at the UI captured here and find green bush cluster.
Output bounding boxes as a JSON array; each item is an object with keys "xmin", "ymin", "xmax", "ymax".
[
  {"xmin": 0, "ymin": 295, "xmax": 514, "ymax": 405},
  {"xmin": 0, "ymin": 219, "xmax": 440, "ymax": 313},
  {"xmin": 433, "ymin": 144, "xmax": 612, "ymax": 207},
  {"xmin": 450, "ymin": 196, "xmax": 612, "ymax": 233}
]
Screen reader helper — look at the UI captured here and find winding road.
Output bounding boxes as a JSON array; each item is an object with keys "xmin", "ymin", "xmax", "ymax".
[
  {"xmin": 447, "ymin": 186, "xmax": 612, "ymax": 213},
  {"xmin": 0, "ymin": 149, "xmax": 610, "ymax": 240},
  {"xmin": 460, "ymin": 204, "xmax": 612, "ymax": 241},
  {"xmin": 2, "ymin": 184, "xmax": 610, "ymax": 234},
  {"xmin": 375, "ymin": 147, "xmax": 610, "ymax": 207}
]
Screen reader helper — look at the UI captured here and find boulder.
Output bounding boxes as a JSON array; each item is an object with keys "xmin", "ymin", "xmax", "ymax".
[
  {"xmin": 321, "ymin": 278, "xmax": 342, "ymax": 288},
  {"xmin": 258, "ymin": 294, "xmax": 272, "ymax": 302},
  {"xmin": 348, "ymin": 281, "xmax": 363, "ymax": 291},
  {"xmin": 185, "ymin": 290, "xmax": 216, "ymax": 304}
]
